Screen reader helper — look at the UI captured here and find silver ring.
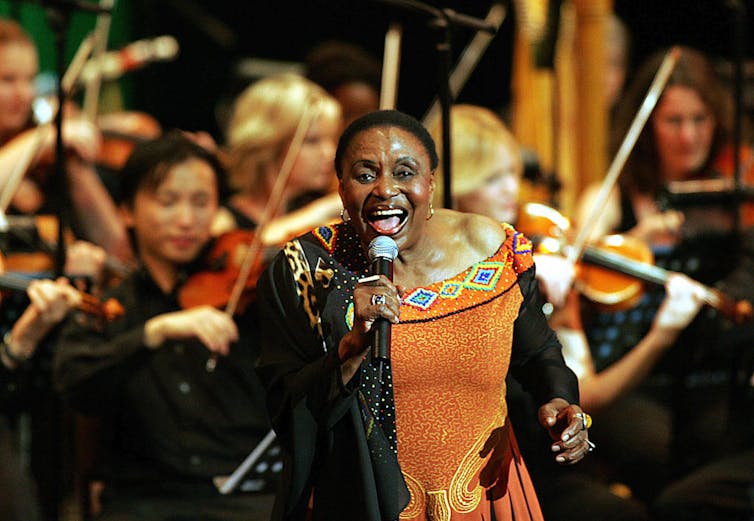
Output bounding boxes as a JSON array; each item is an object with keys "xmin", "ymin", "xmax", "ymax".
[{"xmin": 371, "ymin": 294, "xmax": 386, "ymax": 306}]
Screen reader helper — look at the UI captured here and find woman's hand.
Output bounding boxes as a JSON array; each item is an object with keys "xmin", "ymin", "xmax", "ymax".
[
  {"xmin": 653, "ymin": 273, "xmax": 706, "ymax": 336},
  {"xmin": 337, "ymin": 274, "xmax": 401, "ymax": 381},
  {"xmin": 143, "ymin": 305, "xmax": 239, "ymax": 355},
  {"xmin": 633, "ymin": 209, "xmax": 684, "ymax": 244},
  {"xmin": 538, "ymin": 397, "xmax": 593, "ymax": 465},
  {"xmin": 533, "ymin": 253, "xmax": 575, "ymax": 307}
]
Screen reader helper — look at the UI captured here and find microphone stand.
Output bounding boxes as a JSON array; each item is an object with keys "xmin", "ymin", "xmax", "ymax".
[
  {"xmin": 728, "ymin": 0, "xmax": 746, "ymax": 236},
  {"xmin": 41, "ymin": 0, "xmax": 112, "ymax": 275},
  {"xmin": 46, "ymin": 5, "xmax": 70, "ymax": 277},
  {"xmin": 373, "ymin": 0, "xmax": 498, "ymax": 209}
]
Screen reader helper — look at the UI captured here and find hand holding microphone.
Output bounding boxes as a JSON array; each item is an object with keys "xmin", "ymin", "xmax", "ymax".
[
  {"xmin": 367, "ymin": 236, "xmax": 399, "ymax": 362},
  {"xmin": 338, "ymin": 236, "xmax": 399, "ymax": 383}
]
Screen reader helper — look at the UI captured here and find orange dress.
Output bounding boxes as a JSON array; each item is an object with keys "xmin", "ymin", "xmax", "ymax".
[{"xmin": 391, "ymin": 226, "xmax": 544, "ymax": 521}]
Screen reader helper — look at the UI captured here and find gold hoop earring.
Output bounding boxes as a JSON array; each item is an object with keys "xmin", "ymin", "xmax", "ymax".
[
  {"xmin": 340, "ymin": 208, "xmax": 351, "ymax": 222},
  {"xmin": 427, "ymin": 203, "xmax": 435, "ymax": 220}
]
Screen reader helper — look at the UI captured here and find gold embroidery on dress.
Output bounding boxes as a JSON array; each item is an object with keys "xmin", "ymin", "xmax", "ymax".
[
  {"xmin": 400, "ymin": 472, "xmax": 425, "ymax": 519},
  {"xmin": 427, "ymin": 490, "xmax": 451, "ymax": 521},
  {"xmin": 449, "ymin": 414, "xmax": 506, "ymax": 513},
  {"xmin": 400, "ymin": 415, "xmax": 508, "ymax": 519}
]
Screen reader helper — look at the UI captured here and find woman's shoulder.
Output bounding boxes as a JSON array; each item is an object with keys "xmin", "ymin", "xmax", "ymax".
[{"xmin": 433, "ymin": 209, "xmax": 510, "ymax": 256}]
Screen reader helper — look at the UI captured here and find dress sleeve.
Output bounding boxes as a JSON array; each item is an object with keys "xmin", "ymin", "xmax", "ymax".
[
  {"xmin": 509, "ymin": 265, "xmax": 580, "ymax": 405},
  {"xmin": 256, "ymin": 249, "xmax": 358, "ymax": 448}
]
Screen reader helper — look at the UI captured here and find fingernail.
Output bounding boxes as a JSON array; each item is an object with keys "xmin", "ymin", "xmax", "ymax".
[
  {"xmin": 562, "ymin": 433, "xmax": 570, "ymax": 442},
  {"xmin": 551, "ymin": 445, "xmax": 560, "ymax": 452}
]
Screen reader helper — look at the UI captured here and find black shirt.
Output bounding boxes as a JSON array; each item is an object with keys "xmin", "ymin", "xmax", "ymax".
[{"xmin": 53, "ymin": 264, "xmax": 275, "ymax": 496}]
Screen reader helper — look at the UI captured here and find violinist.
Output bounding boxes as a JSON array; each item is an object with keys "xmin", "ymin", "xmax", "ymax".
[
  {"xmin": 573, "ymin": 46, "xmax": 754, "ymax": 521},
  {"xmin": 430, "ymin": 103, "xmax": 711, "ymax": 520},
  {"xmin": 53, "ymin": 131, "xmax": 276, "ymax": 521},
  {"xmin": 571, "ymin": 46, "xmax": 754, "ymax": 511},
  {"xmin": 0, "ymin": 18, "xmax": 131, "ymax": 263},
  {"xmin": 212, "ymin": 73, "xmax": 342, "ymax": 239},
  {"xmin": 1, "ymin": 238, "xmax": 109, "ymax": 521}
]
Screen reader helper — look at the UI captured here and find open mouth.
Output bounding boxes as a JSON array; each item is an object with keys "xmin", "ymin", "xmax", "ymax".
[{"xmin": 366, "ymin": 207, "xmax": 408, "ymax": 235}]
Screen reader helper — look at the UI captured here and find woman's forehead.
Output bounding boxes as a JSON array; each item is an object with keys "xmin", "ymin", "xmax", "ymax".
[{"xmin": 347, "ymin": 126, "xmax": 430, "ymax": 161}]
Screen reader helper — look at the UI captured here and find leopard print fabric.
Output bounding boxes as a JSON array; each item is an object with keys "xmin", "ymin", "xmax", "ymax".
[{"xmin": 282, "ymin": 239, "xmax": 333, "ymax": 349}]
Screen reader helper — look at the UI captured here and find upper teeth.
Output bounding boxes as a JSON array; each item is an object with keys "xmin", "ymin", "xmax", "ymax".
[{"xmin": 373, "ymin": 209, "xmax": 403, "ymax": 216}]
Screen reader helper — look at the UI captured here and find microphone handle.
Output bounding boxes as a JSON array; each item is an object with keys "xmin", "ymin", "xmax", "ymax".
[{"xmin": 371, "ymin": 257, "xmax": 393, "ymax": 362}]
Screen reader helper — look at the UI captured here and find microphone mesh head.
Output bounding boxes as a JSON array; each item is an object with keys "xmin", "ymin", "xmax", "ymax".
[{"xmin": 368, "ymin": 235, "xmax": 398, "ymax": 261}]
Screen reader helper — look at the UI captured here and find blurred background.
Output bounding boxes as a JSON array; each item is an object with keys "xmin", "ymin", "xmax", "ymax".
[{"xmin": 4, "ymin": 0, "xmax": 753, "ymax": 140}]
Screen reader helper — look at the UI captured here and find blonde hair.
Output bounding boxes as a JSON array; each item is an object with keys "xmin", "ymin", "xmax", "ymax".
[
  {"xmin": 430, "ymin": 104, "xmax": 522, "ymax": 207},
  {"xmin": 226, "ymin": 73, "xmax": 341, "ymax": 193}
]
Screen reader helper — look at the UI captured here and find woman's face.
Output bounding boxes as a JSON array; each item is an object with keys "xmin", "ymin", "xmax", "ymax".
[
  {"xmin": 0, "ymin": 42, "xmax": 37, "ymax": 138},
  {"xmin": 286, "ymin": 115, "xmax": 339, "ymax": 197},
  {"xmin": 338, "ymin": 126, "xmax": 435, "ymax": 252},
  {"xmin": 455, "ymin": 142, "xmax": 520, "ymax": 223},
  {"xmin": 651, "ymin": 85, "xmax": 716, "ymax": 181}
]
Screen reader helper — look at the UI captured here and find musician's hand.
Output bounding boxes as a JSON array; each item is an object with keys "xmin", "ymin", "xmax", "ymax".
[
  {"xmin": 633, "ymin": 210, "xmax": 684, "ymax": 243},
  {"xmin": 533, "ymin": 253, "xmax": 575, "ymax": 307},
  {"xmin": 42, "ymin": 119, "xmax": 101, "ymax": 163},
  {"xmin": 64, "ymin": 240, "xmax": 107, "ymax": 280},
  {"xmin": 27, "ymin": 278, "xmax": 82, "ymax": 326},
  {"xmin": 143, "ymin": 306, "xmax": 238, "ymax": 356},
  {"xmin": 654, "ymin": 273, "xmax": 706, "ymax": 333}
]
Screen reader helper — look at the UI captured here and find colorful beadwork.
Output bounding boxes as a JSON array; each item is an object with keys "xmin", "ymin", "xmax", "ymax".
[{"xmin": 313, "ymin": 225, "xmax": 337, "ymax": 253}]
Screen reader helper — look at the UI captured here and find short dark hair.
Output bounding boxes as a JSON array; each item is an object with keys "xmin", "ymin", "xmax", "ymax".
[
  {"xmin": 119, "ymin": 130, "xmax": 227, "ymax": 207},
  {"xmin": 335, "ymin": 110, "xmax": 439, "ymax": 178}
]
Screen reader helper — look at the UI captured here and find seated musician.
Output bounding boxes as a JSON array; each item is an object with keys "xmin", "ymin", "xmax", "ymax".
[
  {"xmin": 0, "ymin": 18, "xmax": 131, "ymax": 262},
  {"xmin": 212, "ymin": 73, "xmax": 343, "ymax": 241},
  {"xmin": 53, "ymin": 131, "xmax": 276, "ymax": 521},
  {"xmin": 1, "ymin": 239, "xmax": 107, "ymax": 521},
  {"xmin": 574, "ymin": 45, "xmax": 754, "ymax": 521}
]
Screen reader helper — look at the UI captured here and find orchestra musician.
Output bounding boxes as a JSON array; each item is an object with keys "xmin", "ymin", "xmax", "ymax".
[
  {"xmin": 212, "ymin": 73, "xmax": 343, "ymax": 240},
  {"xmin": 0, "ymin": 18, "xmax": 131, "ymax": 264},
  {"xmin": 573, "ymin": 45, "xmax": 754, "ymax": 506},
  {"xmin": 1, "ymin": 238, "xmax": 109, "ymax": 521},
  {"xmin": 53, "ymin": 131, "xmax": 276, "ymax": 521}
]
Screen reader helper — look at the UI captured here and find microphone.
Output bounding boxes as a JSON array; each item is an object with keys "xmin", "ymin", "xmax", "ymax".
[
  {"xmin": 79, "ymin": 36, "xmax": 180, "ymax": 83},
  {"xmin": 368, "ymin": 236, "xmax": 399, "ymax": 368}
]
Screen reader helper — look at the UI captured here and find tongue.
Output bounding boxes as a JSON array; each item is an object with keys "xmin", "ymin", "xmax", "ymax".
[{"xmin": 370, "ymin": 216, "xmax": 402, "ymax": 234}]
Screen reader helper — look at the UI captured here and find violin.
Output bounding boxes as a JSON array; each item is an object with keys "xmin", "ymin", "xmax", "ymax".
[
  {"xmin": 0, "ymin": 214, "xmax": 134, "ymax": 283},
  {"xmin": 517, "ymin": 202, "xmax": 753, "ymax": 324},
  {"xmin": 0, "ymin": 268, "xmax": 124, "ymax": 321},
  {"xmin": 178, "ymin": 229, "xmax": 278, "ymax": 313}
]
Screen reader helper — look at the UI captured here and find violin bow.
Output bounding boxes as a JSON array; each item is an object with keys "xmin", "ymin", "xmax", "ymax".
[
  {"xmin": 82, "ymin": 0, "xmax": 116, "ymax": 120},
  {"xmin": 222, "ymin": 101, "xmax": 317, "ymax": 318},
  {"xmin": 567, "ymin": 46, "xmax": 681, "ymax": 265}
]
